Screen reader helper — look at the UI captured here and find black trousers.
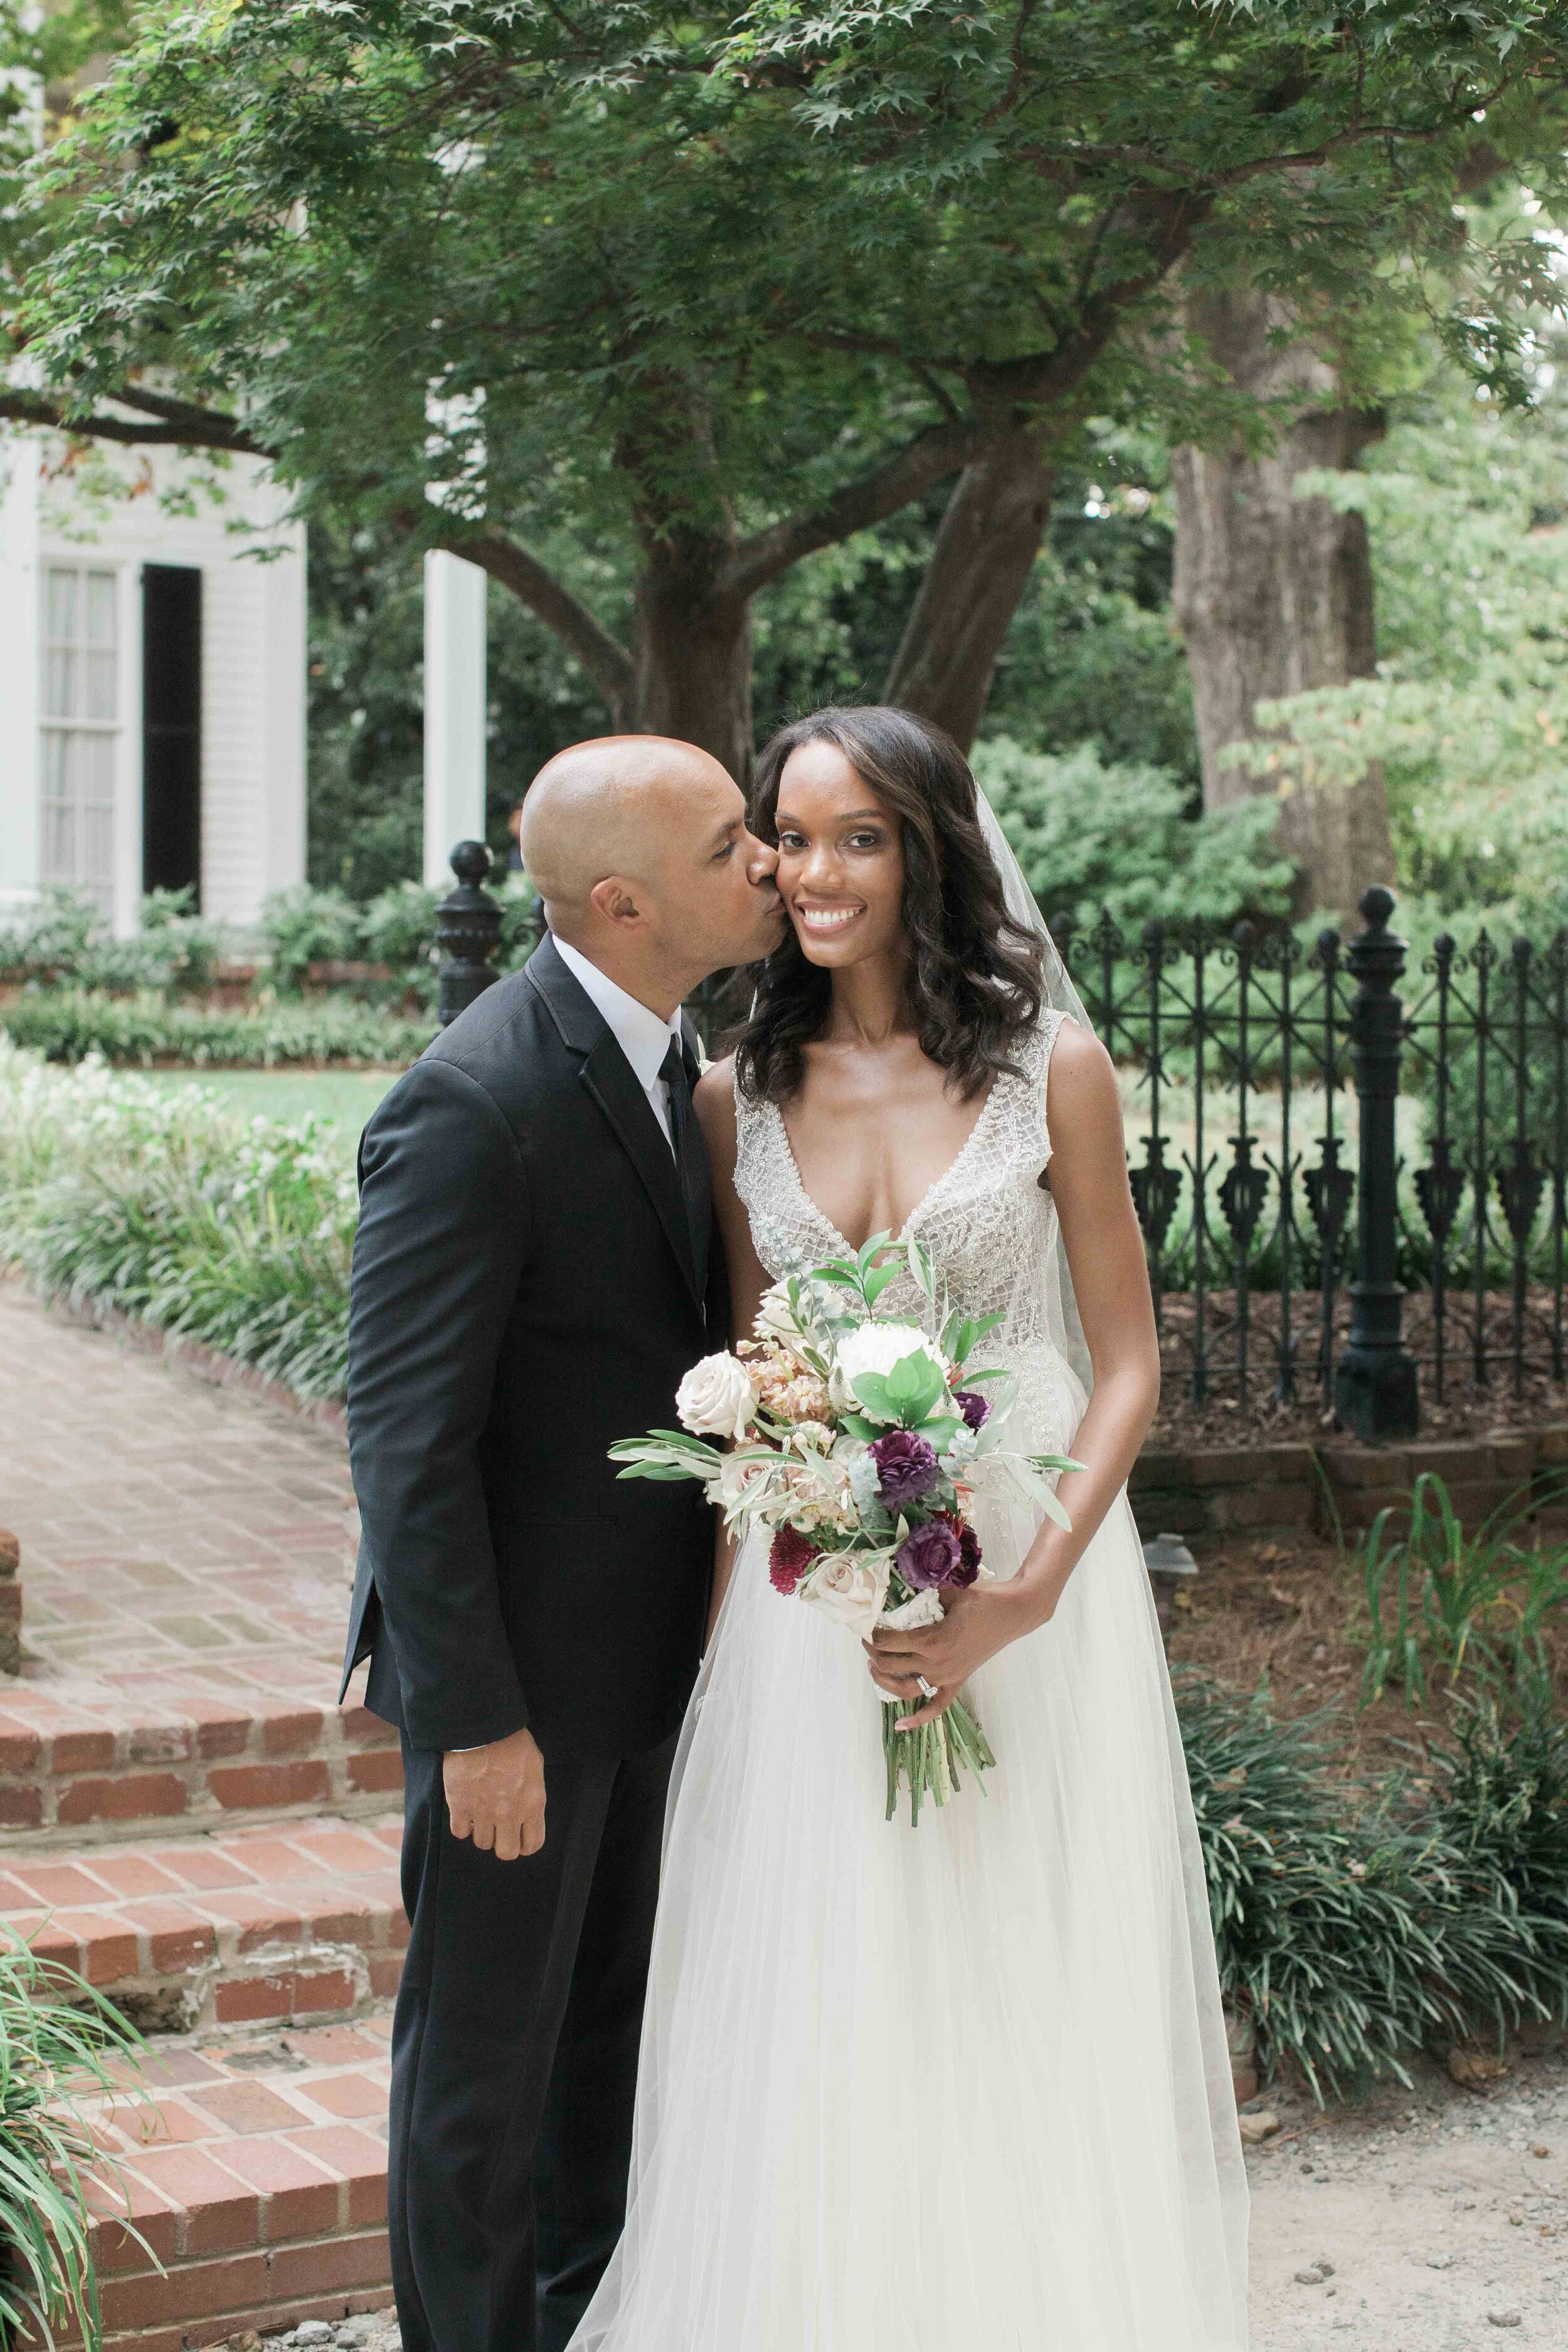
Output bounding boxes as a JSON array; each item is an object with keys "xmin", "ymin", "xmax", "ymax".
[{"xmin": 389, "ymin": 1731, "xmax": 677, "ymax": 2352}]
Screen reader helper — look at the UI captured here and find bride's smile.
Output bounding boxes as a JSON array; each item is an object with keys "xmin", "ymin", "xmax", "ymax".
[{"xmin": 772, "ymin": 736, "xmax": 908, "ymax": 974}]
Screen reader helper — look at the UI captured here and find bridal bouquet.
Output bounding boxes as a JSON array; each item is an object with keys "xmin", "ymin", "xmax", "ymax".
[{"xmin": 610, "ymin": 1234, "xmax": 1081, "ymax": 1825}]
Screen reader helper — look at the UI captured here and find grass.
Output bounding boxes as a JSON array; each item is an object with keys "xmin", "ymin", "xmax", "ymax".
[
  {"xmin": 138, "ymin": 1066, "xmax": 398, "ymax": 1140},
  {"xmin": 1355, "ymin": 1473, "xmax": 1568, "ymax": 1709}
]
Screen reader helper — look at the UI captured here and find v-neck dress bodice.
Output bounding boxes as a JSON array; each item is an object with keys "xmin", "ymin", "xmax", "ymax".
[{"xmin": 733, "ymin": 1011, "xmax": 1081, "ymax": 1454}]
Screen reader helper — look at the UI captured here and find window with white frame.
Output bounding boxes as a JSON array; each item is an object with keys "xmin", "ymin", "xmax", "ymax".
[{"xmin": 40, "ymin": 565, "xmax": 119, "ymax": 908}]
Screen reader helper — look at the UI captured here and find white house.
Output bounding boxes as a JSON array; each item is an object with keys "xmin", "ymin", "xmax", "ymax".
[{"xmin": 0, "ymin": 434, "xmax": 308, "ymax": 936}]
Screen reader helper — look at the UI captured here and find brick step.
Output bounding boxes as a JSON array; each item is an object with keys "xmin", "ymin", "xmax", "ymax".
[
  {"xmin": 0, "ymin": 1686, "xmax": 401, "ymax": 1847},
  {"xmin": 65, "ymin": 2016, "xmax": 394, "ymax": 2352},
  {"xmin": 1, "ymin": 1815, "xmax": 406, "ymax": 2033}
]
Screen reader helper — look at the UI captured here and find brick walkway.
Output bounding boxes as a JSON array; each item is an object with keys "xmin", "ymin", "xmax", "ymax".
[
  {"xmin": 0, "ymin": 1285, "xmax": 399, "ymax": 1840},
  {"xmin": 0, "ymin": 1281, "xmax": 404, "ymax": 2344}
]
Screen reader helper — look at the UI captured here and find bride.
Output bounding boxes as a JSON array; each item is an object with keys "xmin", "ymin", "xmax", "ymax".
[{"xmin": 571, "ymin": 705, "xmax": 1249, "ymax": 2351}]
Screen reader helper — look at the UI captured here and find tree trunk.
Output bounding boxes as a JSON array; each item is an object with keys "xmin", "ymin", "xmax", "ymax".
[
  {"xmin": 1170, "ymin": 284, "xmax": 1393, "ymax": 917},
  {"xmin": 631, "ymin": 543, "xmax": 756, "ymax": 783},
  {"xmin": 881, "ymin": 425, "xmax": 1056, "ymax": 750}
]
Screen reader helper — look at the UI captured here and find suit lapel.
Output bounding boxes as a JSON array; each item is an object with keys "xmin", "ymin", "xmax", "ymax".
[{"xmin": 527, "ymin": 936, "xmax": 704, "ymax": 1310}]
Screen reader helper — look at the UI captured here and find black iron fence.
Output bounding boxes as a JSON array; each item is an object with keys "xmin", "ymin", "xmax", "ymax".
[{"xmin": 436, "ymin": 846, "xmax": 1568, "ymax": 1433}]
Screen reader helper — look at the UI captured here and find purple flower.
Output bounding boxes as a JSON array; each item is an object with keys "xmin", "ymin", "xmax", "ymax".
[
  {"xmin": 896, "ymin": 1517, "xmax": 963, "ymax": 1591},
  {"xmin": 938, "ymin": 1510, "xmax": 983, "ymax": 1589},
  {"xmin": 870, "ymin": 1429, "xmax": 940, "ymax": 1507},
  {"xmin": 954, "ymin": 1390, "xmax": 991, "ymax": 1433}
]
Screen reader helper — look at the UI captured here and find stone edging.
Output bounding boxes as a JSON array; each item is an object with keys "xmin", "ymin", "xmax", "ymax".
[{"xmin": 1133, "ymin": 1427, "xmax": 1568, "ymax": 1544}]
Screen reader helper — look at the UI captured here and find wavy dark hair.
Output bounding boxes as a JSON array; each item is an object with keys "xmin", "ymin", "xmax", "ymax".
[{"xmin": 734, "ymin": 706, "xmax": 1046, "ymax": 1106}]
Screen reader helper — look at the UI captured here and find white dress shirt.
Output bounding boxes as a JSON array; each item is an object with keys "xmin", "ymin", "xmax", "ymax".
[{"xmin": 553, "ymin": 935, "xmax": 686, "ymax": 1152}]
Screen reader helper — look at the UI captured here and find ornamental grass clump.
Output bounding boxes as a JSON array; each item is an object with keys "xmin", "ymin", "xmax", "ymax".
[
  {"xmin": 1354, "ymin": 1471, "xmax": 1568, "ymax": 1708},
  {"xmin": 0, "ymin": 1044, "xmax": 358, "ymax": 1404},
  {"xmin": 1178, "ymin": 1672, "xmax": 1568, "ymax": 2100},
  {"xmin": 0, "ymin": 1934, "xmax": 149, "ymax": 2351}
]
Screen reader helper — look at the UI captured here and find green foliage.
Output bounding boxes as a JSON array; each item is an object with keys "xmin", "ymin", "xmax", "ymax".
[
  {"xmin": 0, "ymin": 990, "xmax": 432, "ymax": 1069},
  {"xmin": 1178, "ymin": 1672, "xmax": 1568, "ymax": 2099},
  {"xmin": 975, "ymin": 738, "xmax": 1296, "ymax": 931},
  {"xmin": 0, "ymin": 1045, "xmax": 359, "ymax": 1402},
  {"xmin": 0, "ymin": 886, "xmax": 226, "ymax": 996},
  {"xmin": 1242, "ymin": 327, "xmax": 1568, "ymax": 926},
  {"xmin": 0, "ymin": 1929, "xmax": 148, "ymax": 2352},
  {"xmin": 1355, "ymin": 1474, "xmax": 1568, "ymax": 1708},
  {"xmin": 10, "ymin": 0, "xmax": 1566, "ymax": 758},
  {"xmin": 257, "ymin": 885, "xmax": 364, "ymax": 992}
]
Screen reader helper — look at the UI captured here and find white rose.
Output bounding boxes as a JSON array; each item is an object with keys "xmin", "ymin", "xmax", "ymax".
[
  {"xmin": 799, "ymin": 1549, "xmax": 891, "ymax": 1636},
  {"xmin": 754, "ymin": 1277, "xmax": 812, "ymax": 1353},
  {"xmin": 675, "ymin": 1352, "xmax": 758, "ymax": 1443},
  {"xmin": 830, "ymin": 1321, "xmax": 948, "ymax": 1422}
]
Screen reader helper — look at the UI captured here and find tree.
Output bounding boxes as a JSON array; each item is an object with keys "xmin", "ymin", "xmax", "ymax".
[
  {"xmin": 7, "ymin": 0, "xmax": 1568, "ymax": 780},
  {"xmin": 1170, "ymin": 280, "xmax": 1394, "ymax": 914}
]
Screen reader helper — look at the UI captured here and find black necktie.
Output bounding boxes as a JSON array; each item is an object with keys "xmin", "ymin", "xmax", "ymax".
[{"xmin": 660, "ymin": 1036, "xmax": 711, "ymax": 1298}]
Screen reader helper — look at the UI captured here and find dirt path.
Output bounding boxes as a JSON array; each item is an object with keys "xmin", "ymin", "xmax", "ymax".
[{"xmin": 1247, "ymin": 2045, "xmax": 1568, "ymax": 2346}]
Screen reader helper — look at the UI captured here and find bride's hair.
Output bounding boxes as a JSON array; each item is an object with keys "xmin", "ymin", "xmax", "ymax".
[{"xmin": 734, "ymin": 705, "xmax": 1046, "ymax": 1104}]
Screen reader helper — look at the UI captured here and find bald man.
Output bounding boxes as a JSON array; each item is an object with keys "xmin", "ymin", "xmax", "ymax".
[{"xmin": 343, "ymin": 738, "xmax": 781, "ymax": 2352}]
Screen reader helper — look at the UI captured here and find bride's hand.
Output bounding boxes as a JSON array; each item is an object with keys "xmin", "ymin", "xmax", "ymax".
[{"xmin": 865, "ymin": 1581, "xmax": 1036, "ymax": 1730}]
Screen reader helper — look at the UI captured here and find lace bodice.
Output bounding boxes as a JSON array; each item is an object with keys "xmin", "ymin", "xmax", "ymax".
[{"xmin": 733, "ymin": 1013, "xmax": 1072, "ymax": 1360}]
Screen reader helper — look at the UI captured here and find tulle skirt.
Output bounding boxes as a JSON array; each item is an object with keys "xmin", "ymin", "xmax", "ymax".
[{"xmin": 571, "ymin": 1365, "xmax": 1249, "ymax": 2351}]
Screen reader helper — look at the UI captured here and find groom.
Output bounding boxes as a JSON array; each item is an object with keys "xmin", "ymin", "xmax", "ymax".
[{"xmin": 342, "ymin": 736, "xmax": 783, "ymax": 2352}]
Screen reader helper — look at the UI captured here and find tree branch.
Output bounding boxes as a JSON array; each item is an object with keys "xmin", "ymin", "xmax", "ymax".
[
  {"xmin": 0, "ymin": 388, "xmax": 273, "ymax": 456},
  {"xmin": 440, "ymin": 524, "xmax": 634, "ymax": 715},
  {"xmin": 719, "ymin": 414, "xmax": 986, "ymax": 597}
]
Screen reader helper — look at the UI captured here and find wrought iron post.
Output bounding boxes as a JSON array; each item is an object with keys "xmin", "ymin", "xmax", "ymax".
[
  {"xmin": 435, "ymin": 840, "xmax": 504, "ymax": 1027},
  {"xmin": 1333, "ymin": 886, "xmax": 1419, "ymax": 1439}
]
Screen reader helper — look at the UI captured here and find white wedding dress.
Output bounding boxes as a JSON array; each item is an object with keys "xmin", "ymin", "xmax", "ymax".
[{"xmin": 571, "ymin": 1014, "xmax": 1250, "ymax": 2352}]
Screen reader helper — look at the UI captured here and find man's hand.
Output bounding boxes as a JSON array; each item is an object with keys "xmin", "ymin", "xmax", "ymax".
[{"xmin": 443, "ymin": 1725, "xmax": 546, "ymax": 1861}]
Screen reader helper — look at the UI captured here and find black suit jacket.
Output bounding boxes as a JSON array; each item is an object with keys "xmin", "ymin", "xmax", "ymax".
[{"xmin": 341, "ymin": 935, "xmax": 724, "ymax": 1758}]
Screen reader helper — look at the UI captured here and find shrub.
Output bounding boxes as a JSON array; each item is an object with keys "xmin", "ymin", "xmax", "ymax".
[
  {"xmin": 0, "ymin": 1046, "xmax": 358, "ymax": 1403},
  {"xmin": 973, "ymin": 737, "xmax": 1297, "ymax": 933},
  {"xmin": 0, "ymin": 1933, "xmax": 149, "ymax": 2351},
  {"xmin": 0, "ymin": 886, "xmax": 227, "ymax": 997},
  {"xmin": 256, "ymin": 883, "xmax": 365, "ymax": 990},
  {"xmin": 0, "ymin": 989, "xmax": 432, "ymax": 1068},
  {"xmin": 1178, "ymin": 1672, "xmax": 1568, "ymax": 2098}
]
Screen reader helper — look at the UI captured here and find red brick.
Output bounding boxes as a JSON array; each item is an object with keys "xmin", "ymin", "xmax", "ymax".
[
  {"xmin": 346, "ymin": 1747, "xmax": 403, "ymax": 1796},
  {"xmin": 130, "ymin": 2145, "xmax": 260, "ymax": 2259},
  {"xmin": 0, "ymin": 1784, "xmax": 43, "ymax": 1827},
  {"xmin": 87, "ymin": 1852, "xmax": 187, "ymax": 1900},
  {"xmin": 215, "ymin": 1975, "xmax": 293, "ymax": 2025},
  {"xmin": 1320, "ymin": 1444, "xmax": 1412, "ymax": 1490},
  {"xmin": 100, "ymin": 2247, "xmax": 269, "ymax": 2329},
  {"xmin": 368, "ymin": 1954, "xmax": 405, "ymax": 1999},
  {"xmin": 216, "ymin": 2133, "xmax": 342, "ymax": 2243},
  {"xmin": 192, "ymin": 1706, "xmax": 254, "ymax": 1760},
  {"xmin": 189, "ymin": 2080, "xmax": 312, "ymax": 2137},
  {"xmin": 285, "ymin": 2126, "xmax": 388, "ymax": 2226},
  {"xmin": 123, "ymin": 1900, "xmax": 219, "ymax": 1973},
  {"xmin": 339, "ymin": 1703, "xmax": 389, "ymax": 1743},
  {"xmin": 231, "ymin": 1898, "xmax": 308, "ymax": 1952},
  {"xmin": 50, "ymin": 1911, "xmax": 140, "ymax": 1984},
  {"xmin": 56, "ymin": 1772, "xmax": 187, "ymax": 1825},
  {"xmin": 289, "ymin": 1828, "xmax": 389, "ymax": 1873},
  {"xmin": 85, "ymin": 2171, "xmax": 181, "ymax": 2274},
  {"xmin": 155, "ymin": 1845, "xmax": 252, "ymax": 1891},
  {"xmin": 0, "ymin": 1724, "xmax": 41, "ymax": 1769},
  {"xmin": 305, "ymin": 2072, "xmax": 388, "ymax": 2122},
  {"xmin": 9, "ymin": 1861, "xmax": 112, "ymax": 1907},
  {"xmin": 307, "ymin": 1894, "xmax": 380, "ymax": 1944},
  {"xmin": 208, "ymin": 1760, "xmax": 331, "ymax": 1811},
  {"xmin": 291, "ymin": 1968, "xmax": 357, "ymax": 2015},
  {"xmin": 128, "ymin": 1721, "xmax": 195, "ymax": 1766},
  {"xmin": 293, "ymin": 2026, "xmax": 384, "ymax": 2064},
  {"xmin": 138, "ymin": 2047, "xmax": 225, "ymax": 2090},
  {"xmin": 130, "ymin": 2100, "xmax": 217, "ymax": 2151},
  {"xmin": 51, "ymin": 1727, "xmax": 118, "ymax": 1773},
  {"xmin": 262, "ymin": 1708, "xmax": 326, "ymax": 1756},
  {"xmin": 266, "ymin": 2226, "xmax": 392, "ymax": 2298}
]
